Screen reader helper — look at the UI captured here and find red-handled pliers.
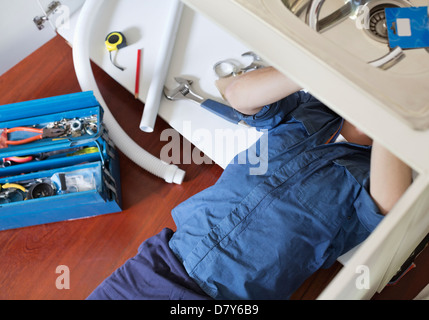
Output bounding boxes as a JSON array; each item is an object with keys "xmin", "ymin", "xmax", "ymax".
[
  {"xmin": 0, "ymin": 127, "xmax": 66, "ymax": 148},
  {"xmin": 1, "ymin": 156, "xmax": 34, "ymax": 167}
]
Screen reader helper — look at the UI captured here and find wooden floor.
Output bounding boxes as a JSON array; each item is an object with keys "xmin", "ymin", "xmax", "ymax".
[{"xmin": 0, "ymin": 36, "xmax": 427, "ymax": 300}]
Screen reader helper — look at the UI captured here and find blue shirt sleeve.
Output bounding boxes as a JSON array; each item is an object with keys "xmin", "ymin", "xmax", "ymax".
[{"xmin": 232, "ymin": 91, "xmax": 310, "ymax": 130}]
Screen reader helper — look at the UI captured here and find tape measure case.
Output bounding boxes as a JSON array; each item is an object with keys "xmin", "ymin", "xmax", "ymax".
[{"xmin": 0, "ymin": 92, "xmax": 122, "ymax": 231}]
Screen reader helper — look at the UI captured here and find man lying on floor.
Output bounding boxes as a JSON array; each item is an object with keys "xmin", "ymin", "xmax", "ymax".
[{"xmin": 87, "ymin": 67, "xmax": 412, "ymax": 300}]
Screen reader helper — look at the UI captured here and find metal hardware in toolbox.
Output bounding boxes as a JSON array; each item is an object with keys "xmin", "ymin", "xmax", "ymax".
[{"xmin": 0, "ymin": 92, "xmax": 122, "ymax": 231}]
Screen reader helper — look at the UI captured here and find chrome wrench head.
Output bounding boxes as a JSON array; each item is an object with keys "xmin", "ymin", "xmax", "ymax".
[
  {"xmin": 213, "ymin": 51, "xmax": 267, "ymax": 78},
  {"xmin": 163, "ymin": 77, "xmax": 192, "ymax": 100},
  {"xmin": 163, "ymin": 77, "xmax": 204, "ymax": 104},
  {"xmin": 241, "ymin": 51, "xmax": 266, "ymax": 73}
]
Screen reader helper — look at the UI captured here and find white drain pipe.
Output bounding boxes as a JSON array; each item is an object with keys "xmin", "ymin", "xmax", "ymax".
[
  {"xmin": 140, "ymin": 0, "xmax": 184, "ymax": 133},
  {"xmin": 72, "ymin": 0, "xmax": 185, "ymax": 184}
]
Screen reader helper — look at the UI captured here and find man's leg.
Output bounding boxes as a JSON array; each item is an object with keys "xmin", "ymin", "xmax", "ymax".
[{"xmin": 87, "ymin": 228, "xmax": 211, "ymax": 300}]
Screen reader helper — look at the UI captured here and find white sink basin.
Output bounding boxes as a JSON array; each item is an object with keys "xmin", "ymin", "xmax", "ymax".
[
  {"xmin": 279, "ymin": 0, "xmax": 429, "ymax": 75},
  {"xmin": 235, "ymin": 0, "xmax": 429, "ymax": 131}
]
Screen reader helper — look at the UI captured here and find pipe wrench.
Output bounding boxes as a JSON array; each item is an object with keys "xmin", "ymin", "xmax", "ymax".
[{"xmin": 163, "ymin": 77, "xmax": 250, "ymax": 127}]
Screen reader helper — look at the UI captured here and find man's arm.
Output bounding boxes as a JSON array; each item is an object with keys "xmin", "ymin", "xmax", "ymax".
[
  {"xmin": 370, "ymin": 141, "xmax": 412, "ymax": 215},
  {"xmin": 217, "ymin": 68, "xmax": 411, "ymax": 215},
  {"xmin": 215, "ymin": 67, "xmax": 302, "ymax": 115}
]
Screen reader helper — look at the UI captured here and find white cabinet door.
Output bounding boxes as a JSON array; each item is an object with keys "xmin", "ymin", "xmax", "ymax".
[{"xmin": 0, "ymin": 0, "xmax": 84, "ymax": 76}]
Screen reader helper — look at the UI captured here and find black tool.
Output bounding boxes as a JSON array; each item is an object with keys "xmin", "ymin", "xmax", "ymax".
[{"xmin": 27, "ymin": 182, "xmax": 55, "ymax": 199}]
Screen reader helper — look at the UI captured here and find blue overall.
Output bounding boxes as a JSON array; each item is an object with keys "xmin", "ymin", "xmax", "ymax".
[{"xmin": 88, "ymin": 92, "xmax": 383, "ymax": 300}]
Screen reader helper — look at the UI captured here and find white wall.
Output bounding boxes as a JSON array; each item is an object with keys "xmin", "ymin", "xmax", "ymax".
[{"xmin": 0, "ymin": 0, "xmax": 84, "ymax": 76}]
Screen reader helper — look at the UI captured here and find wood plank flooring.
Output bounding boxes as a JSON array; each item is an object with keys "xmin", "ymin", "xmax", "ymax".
[{"xmin": 0, "ymin": 35, "xmax": 427, "ymax": 300}]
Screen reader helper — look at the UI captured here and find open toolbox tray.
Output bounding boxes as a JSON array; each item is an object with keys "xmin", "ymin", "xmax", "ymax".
[{"xmin": 0, "ymin": 92, "xmax": 122, "ymax": 231}]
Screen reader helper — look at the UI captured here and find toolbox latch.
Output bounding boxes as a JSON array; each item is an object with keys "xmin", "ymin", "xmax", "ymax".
[{"xmin": 102, "ymin": 165, "xmax": 118, "ymax": 202}]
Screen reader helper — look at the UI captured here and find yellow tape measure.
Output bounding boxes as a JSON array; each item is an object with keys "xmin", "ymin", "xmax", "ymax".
[
  {"xmin": 105, "ymin": 32, "xmax": 127, "ymax": 71},
  {"xmin": 105, "ymin": 32, "xmax": 127, "ymax": 52}
]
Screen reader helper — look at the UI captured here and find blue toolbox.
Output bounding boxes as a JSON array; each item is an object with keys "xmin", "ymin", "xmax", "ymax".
[{"xmin": 0, "ymin": 92, "xmax": 122, "ymax": 231}]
